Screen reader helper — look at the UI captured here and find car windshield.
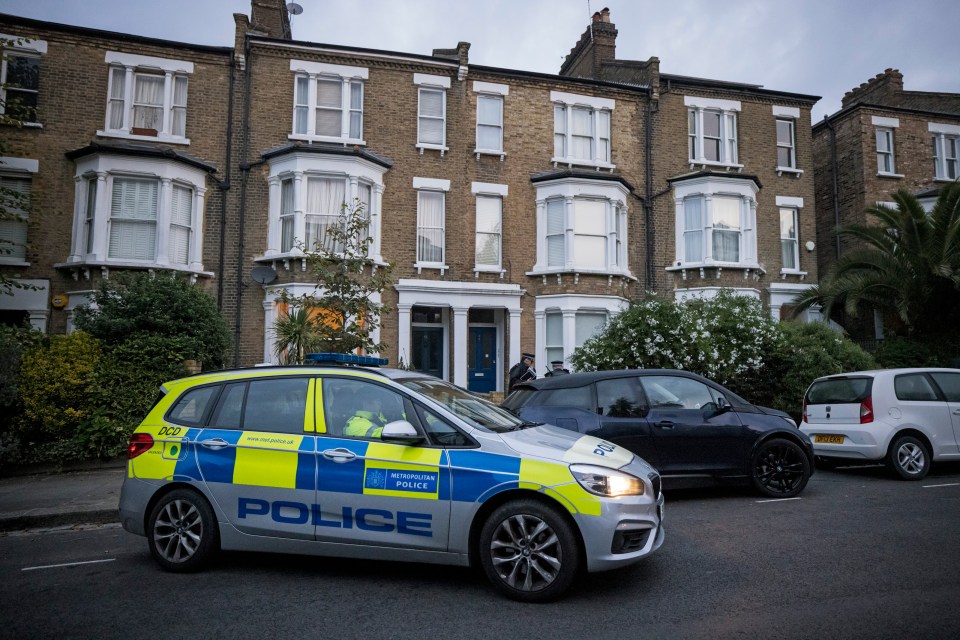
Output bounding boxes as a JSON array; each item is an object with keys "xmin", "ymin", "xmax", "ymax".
[
  {"xmin": 397, "ymin": 377, "xmax": 525, "ymax": 432},
  {"xmin": 807, "ymin": 377, "xmax": 873, "ymax": 404}
]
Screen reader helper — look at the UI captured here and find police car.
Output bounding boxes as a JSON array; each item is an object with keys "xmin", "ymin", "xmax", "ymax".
[{"xmin": 119, "ymin": 354, "xmax": 665, "ymax": 602}]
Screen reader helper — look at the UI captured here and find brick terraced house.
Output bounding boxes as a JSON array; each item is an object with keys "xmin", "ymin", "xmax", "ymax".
[
  {"xmin": 1, "ymin": 1, "xmax": 826, "ymax": 391},
  {"xmin": 813, "ymin": 69, "xmax": 960, "ymax": 338}
]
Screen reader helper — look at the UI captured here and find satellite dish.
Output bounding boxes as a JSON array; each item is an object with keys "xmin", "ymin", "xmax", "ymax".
[
  {"xmin": 251, "ymin": 265, "xmax": 278, "ymax": 285},
  {"xmin": 287, "ymin": 2, "xmax": 303, "ymax": 15}
]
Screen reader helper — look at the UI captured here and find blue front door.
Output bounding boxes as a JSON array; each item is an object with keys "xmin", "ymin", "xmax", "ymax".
[{"xmin": 468, "ymin": 327, "xmax": 497, "ymax": 393}]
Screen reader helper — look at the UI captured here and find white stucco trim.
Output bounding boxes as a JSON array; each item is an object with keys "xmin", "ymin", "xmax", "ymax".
[
  {"xmin": 773, "ymin": 105, "xmax": 800, "ymax": 118},
  {"xmin": 928, "ymin": 122, "xmax": 960, "ymax": 135},
  {"xmin": 473, "ymin": 81, "xmax": 509, "ymax": 96},
  {"xmin": 414, "ymin": 73, "xmax": 451, "ymax": 89},
  {"xmin": 413, "ymin": 177, "xmax": 450, "ymax": 191},
  {"xmin": 871, "ymin": 116, "xmax": 900, "ymax": 128},
  {"xmin": 105, "ymin": 51, "xmax": 193, "ymax": 74},
  {"xmin": 289, "ymin": 59, "xmax": 368, "ymax": 79},
  {"xmin": 776, "ymin": 196, "xmax": 804, "ymax": 208},
  {"xmin": 550, "ymin": 90, "xmax": 615, "ymax": 111},
  {"xmin": 684, "ymin": 95, "xmax": 742, "ymax": 112},
  {"xmin": 0, "ymin": 157, "xmax": 39, "ymax": 173},
  {"xmin": 471, "ymin": 182, "xmax": 508, "ymax": 196}
]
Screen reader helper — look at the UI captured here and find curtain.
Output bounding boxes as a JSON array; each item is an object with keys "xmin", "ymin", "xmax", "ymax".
[
  {"xmin": 349, "ymin": 81, "xmax": 363, "ymax": 139},
  {"xmin": 475, "ymin": 196, "xmax": 500, "ymax": 267},
  {"xmin": 571, "ymin": 107, "xmax": 593, "ymax": 160},
  {"xmin": 780, "ymin": 208, "xmax": 797, "ymax": 269},
  {"xmin": 108, "ymin": 67, "xmax": 126, "ymax": 130},
  {"xmin": 171, "ymin": 76, "xmax": 188, "ymax": 137},
  {"xmin": 684, "ymin": 196, "xmax": 703, "ymax": 262},
  {"xmin": 419, "ymin": 89, "xmax": 444, "ymax": 144},
  {"xmin": 132, "ymin": 74, "xmax": 164, "ymax": 131},
  {"xmin": 168, "ymin": 185, "xmax": 192, "ymax": 265},
  {"xmin": 712, "ymin": 197, "xmax": 740, "ymax": 262},
  {"xmin": 315, "ymin": 79, "xmax": 342, "ymax": 137},
  {"xmin": 417, "ymin": 191, "xmax": 444, "ymax": 263},
  {"xmin": 109, "ymin": 178, "xmax": 157, "ymax": 260},
  {"xmin": 575, "ymin": 312, "xmax": 607, "ymax": 347},
  {"xmin": 546, "ymin": 198, "xmax": 565, "ymax": 267},
  {"xmin": 305, "ymin": 177, "xmax": 345, "ymax": 252}
]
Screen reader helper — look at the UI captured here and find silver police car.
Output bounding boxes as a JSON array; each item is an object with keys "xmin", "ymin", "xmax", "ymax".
[{"xmin": 119, "ymin": 355, "xmax": 664, "ymax": 602}]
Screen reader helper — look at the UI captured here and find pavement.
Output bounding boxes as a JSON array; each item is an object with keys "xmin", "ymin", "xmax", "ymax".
[{"xmin": 0, "ymin": 461, "xmax": 126, "ymax": 532}]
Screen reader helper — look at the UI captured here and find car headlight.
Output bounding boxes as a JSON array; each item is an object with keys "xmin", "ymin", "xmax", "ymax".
[{"xmin": 569, "ymin": 464, "xmax": 645, "ymax": 497}]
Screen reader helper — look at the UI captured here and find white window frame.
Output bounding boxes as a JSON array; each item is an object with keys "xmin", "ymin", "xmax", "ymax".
[
  {"xmin": 930, "ymin": 123, "xmax": 960, "ymax": 181},
  {"xmin": 669, "ymin": 175, "xmax": 759, "ymax": 272},
  {"xmin": 473, "ymin": 81, "xmax": 508, "ymax": 158},
  {"xmin": 871, "ymin": 116, "xmax": 902, "ymax": 177},
  {"xmin": 0, "ymin": 157, "xmax": 37, "ymax": 265},
  {"xmin": 98, "ymin": 52, "xmax": 193, "ymax": 144},
  {"xmin": 414, "ymin": 177, "xmax": 450, "ymax": 271},
  {"xmin": 776, "ymin": 196, "xmax": 805, "ymax": 276},
  {"xmin": 472, "ymin": 182, "xmax": 507, "ymax": 274},
  {"xmin": 530, "ymin": 177, "xmax": 631, "ymax": 277},
  {"xmin": 779, "ymin": 207, "xmax": 800, "ymax": 273},
  {"xmin": 776, "ymin": 118, "xmax": 796, "ymax": 170},
  {"xmin": 0, "ymin": 35, "xmax": 45, "ymax": 125},
  {"xmin": 260, "ymin": 152, "xmax": 386, "ymax": 266},
  {"xmin": 415, "ymin": 74, "xmax": 451, "ymax": 154},
  {"xmin": 64, "ymin": 154, "xmax": 208, "ymax": 275},
  {"xmin": 289, "ymin": 60, "xmax": 367, "ymax": 145},
  {"xmin": 685, "ymin": 96, "xmax": 741, "ymax": 169},
  {"xmin": 550, "ymin": 91, "xmax": 614, "ymax": 169},
  {"xmin": 535, "ymin": 294, "xmax": 627, "ymax": 372}
]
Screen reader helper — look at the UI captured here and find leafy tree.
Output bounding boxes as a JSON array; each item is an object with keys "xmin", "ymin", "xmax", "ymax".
[
  {"xmin": 1, "ymin": 36, "xmax": 39, "ymax": 295},
  {"xmin": 276, "ymin": 199, "xmax": 394, "ymax": 362},
  {"xmin": 74, "ymin": 271, "xmax": 230, "ymax": 369},
  {"xmin": 792, "ymin": 184, "xmax": 960, "ymax": 352}
]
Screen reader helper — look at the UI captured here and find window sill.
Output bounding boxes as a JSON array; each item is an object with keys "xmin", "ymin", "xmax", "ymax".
[
  {"xmin": 876, "ymin": 172, "xmax": 905, "ymax": 179},
  {"xmin": 779, "ymin": 269, "xmax": 808, "ymax": 279},
  {"xmin": 0, "ymin": 259, "xmax": 30, "ymax": 267},
  {"xmin": 474, "ymin": 149, "xmax": 506, "ymax": 161},
  {"xmin": 688, "ymin": 160, "xmax": 744, "ymax": 172},
  {"xmin": 1, "ymin": 121, "xmax": 43, "ymax": 129},
  {"xmin": 287, "ymin": 134, "xmax": 366, "ymax": 146},
  {"xmin": 254, "ymin": 252, "xmax": 388, "ymax": 269},
  {"xmin": 666, "ymin": 262, "xmax": 766, "ymax": 280},
  {"xmin": 474, "ymin": 266, "xmax": 505, "ymax": 278},
  {"xmin": 776, "ymin": 167, "xmax": 804, "ymax": 177},
  {"xmin": 933, "ymin": 176, "xmax": 959, "ymax": 183},
  {"xmin": 526, "ymin": 267, "xmax": 636, "ymax": 283},
  {"xmin": 417, "ymin": 143, "xmax": 449, "ymax": 156},
  {"xmin": 97, "ymin": 130, "xmax": 191, "ymax": 146},
  {"xmin": 54, "ymin": 259, "xmax": 212, "ymax": 280},
  {"xmin": 415, "ymin": 262, "xmax": 449, "ymax": 275},
  {"xmin": 550, "ymin": 157, "xmax": 616, "ymax": 172}
]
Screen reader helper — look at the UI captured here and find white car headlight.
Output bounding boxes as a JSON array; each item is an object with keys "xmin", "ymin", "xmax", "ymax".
[{"xmin": 569, "ymin": 464, "xmax": 645, "ymax": 497}]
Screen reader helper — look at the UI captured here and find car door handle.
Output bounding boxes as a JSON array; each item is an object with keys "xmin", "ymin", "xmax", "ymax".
[
  {"xmin": 322, "ymin": 448, "xmax": 357, "ymax": 462},
  {"xmin": 653, "ymin": 421, "xmax": 675, "ymax": 430},
  {"xmin": 200, "ymin": 438, "xmax": 230, "ymax": 450}
]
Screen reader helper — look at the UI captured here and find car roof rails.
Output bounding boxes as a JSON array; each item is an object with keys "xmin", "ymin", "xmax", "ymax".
[{"xmin": 303, "ymin": 352, "xmax": 389, "ymax": 367}]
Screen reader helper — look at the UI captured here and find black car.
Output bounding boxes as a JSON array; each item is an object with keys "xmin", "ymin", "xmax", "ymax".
[{"xmin": 503, "ymin": 369, "xmax": 814, "ymax": 498}]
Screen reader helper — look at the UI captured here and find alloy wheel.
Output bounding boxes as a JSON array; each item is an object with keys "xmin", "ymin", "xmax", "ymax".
[
  {"xmin": 489, "ymin": 513, "xmax": 562, "ymax": 592},
  {"xmin": 152, "ymin": 499, "xmax": 204, "ymax": 564},
  {"xmin": 754, "ymin": 440, "xmax": 809, "ymax": 497}
]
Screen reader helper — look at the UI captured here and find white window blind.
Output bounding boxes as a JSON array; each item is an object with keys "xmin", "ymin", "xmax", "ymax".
[
  {"xmin": 572, "ymin": 199, "xmax": 606, "ymax": 269},
  {"xmin": 109, "ymin": 178, "xmax": 158, "ymax": 260},
  {"xmin": 349, "ymin": 82, "xmax": 363, "ymax": 139},
  {"xmin": 294, "ymin": 77, "xmax": 309, "ymax": 135},
  {"xmin": 575, "ymin": 312, "xmax": 606, "ymax": 347},
  {"xmin": 108, "ymin": 67, "xmax": 125, "ymax": 130},
  {"xmin": 169, "ymin": 184, "xmax": 192, "ymax": 265},
  {"xmin": 84, "ymin": 178, "xmax": 97, "ymax": 254},
  {"xmin": 315, "ymin": 79, "xmax": 343, "ymax": 137},
  {"xmin": 546, "ymin": 198, "xmax": 565, "ymax": 267},
  {"xmin": 172, "ymin": 76, "xmax": 188, "ymax": 138},
  {"xmin": 417, "ymin": 191, "xmax": 444, "ymax": 263},
  {"xmin": 0, "ymin": 176, "xmax": 30, "ymax": 261},
  {"xmin": 305, "ymin": 177, "xmax": 346, "ymax": 252},
  {"xmin": 476, "ymin": 95, "xmax": 503, "ymax": 151},
  {"xmin": 280, "ymin": 178, "xmax": 294, "ymax": 252},
  {"xmin": 419, "ymin": 88, "xmax": 445, "ymax": 145},
  {"xmin": 712, "ymin": 196, "xmax": 741, "ymax": 263},
  {"xmin": 683, "ymin": 196, "xmax": 703, "ymax": 263},
  {"xmin": 545, "ymin": 311, "xmax": 563, "ymax": 365},
  {"xmin": 475, "ymin": 195, "xmax": 501, "ymax": 268}
]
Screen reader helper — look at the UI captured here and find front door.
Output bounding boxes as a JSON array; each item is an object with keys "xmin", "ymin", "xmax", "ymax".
[
  {"xmin": 468, "ymin": 327, "xmax": 497, "ymax": 393},
  {"xmin": 412, "ymin": 326, "xmax": 444, "ymax": 379}
]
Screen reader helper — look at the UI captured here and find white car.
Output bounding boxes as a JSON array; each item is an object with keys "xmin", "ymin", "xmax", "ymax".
[{"xmin": 799, "ymin": 368, "xmax": 960, "ymax": 479}]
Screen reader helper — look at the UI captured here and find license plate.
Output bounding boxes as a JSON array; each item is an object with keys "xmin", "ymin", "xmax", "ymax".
[{"xmin": 815, "ymin": 434, "xmax": 844, "ymax": 444}]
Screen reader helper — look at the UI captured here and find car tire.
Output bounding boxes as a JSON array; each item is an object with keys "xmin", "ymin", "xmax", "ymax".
[
  {"xmin": 147, "ymin": 489, "xmax": 219, "ymax": 572},
  {"xmin": 886, "ymin": 435, "xmax": 931, "ymax": 480},
  {"xmin": 751, "ymin": 438, "xmax": 811, "ymax": 498},
  {"xmin": 478, "ymin": 499, "xmax": 581, "ymax": 603}
]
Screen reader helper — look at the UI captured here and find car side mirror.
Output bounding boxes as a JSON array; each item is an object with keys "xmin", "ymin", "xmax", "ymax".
[
  {"xmin": 380, "ymin": 420, "xmax": 424, "ymax": 445},
  {"xmin": 703, "ymin": 398, "xmax": 732, "ymax": 419}
]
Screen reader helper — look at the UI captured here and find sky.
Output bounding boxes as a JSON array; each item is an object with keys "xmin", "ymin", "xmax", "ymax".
[{"xmin": 2, "ymin": 0, "xmax": 959, "ymax": 122}]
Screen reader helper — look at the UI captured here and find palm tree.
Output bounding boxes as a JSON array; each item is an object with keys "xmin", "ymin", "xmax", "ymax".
[
  {"xmin": 272, "ymin": 306, "xmax": 321, "ymax": 365},
  {"xmin": 793, "ymin": 182, "xmax": 960, "ymax": 341}
]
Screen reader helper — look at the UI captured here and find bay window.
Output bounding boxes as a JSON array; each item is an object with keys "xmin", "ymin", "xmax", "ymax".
[
  {"xmin": 100, "ymin": 51, "xmax": 192, "ymax": 143},
  {"xmin": 289, "ymin": 60, "xmax": 367, "ymax": 144},
  {"xmin": 536, "ymin": 295, "xmax": 625, "ymax": 371},
  {"xmin": 670, "ymin": 175, "xmax": 759, "ymax": 270}
]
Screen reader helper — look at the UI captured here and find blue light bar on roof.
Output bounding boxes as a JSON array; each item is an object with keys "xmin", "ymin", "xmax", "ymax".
[{"xmin": 304, "ymin": 352, "xmax": 389, "ymax": 367}]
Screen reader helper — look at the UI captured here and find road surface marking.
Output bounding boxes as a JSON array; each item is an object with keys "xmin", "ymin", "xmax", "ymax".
[
  {"xmin": 22, "ymin": 558, "xmax": 116, "ymax": 572},
  {"xmin": 922, "ymin": 482, "xmax": 959, "ymax": 488},
  {"xmin": 755, "ymin": 497, "xmax": 802, "ymax": 504}
]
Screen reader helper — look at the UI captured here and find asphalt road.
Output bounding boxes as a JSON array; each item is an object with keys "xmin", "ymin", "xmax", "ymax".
[{"xmin": 1, "ymin": 464, "xmax": 959, "ymax": 640}]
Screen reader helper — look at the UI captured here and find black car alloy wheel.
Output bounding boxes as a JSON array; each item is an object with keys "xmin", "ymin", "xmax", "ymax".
[{"xmin": 751, "ymin": 438, "xmax": 811, "ymax": 498}]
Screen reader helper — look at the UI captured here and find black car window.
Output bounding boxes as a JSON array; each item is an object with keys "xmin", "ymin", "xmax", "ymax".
[
  {"xmin": 168, "ymin": 384, "xmax": 219, "ymax": 427},
  {"xmin": 416, "ymin": 404, "xmax": 474, "ymax": 447},
  {"xmin": 641, "ymin": 376, "xmax": 714, "ymax": 410},
  {"xmin": 894, "ymin": 374, "xmax": 939, "ymax": 402},
  {"xmin": 501, "ymin": 388, "xmax": 534, "ymax": 412},
  {"xmin": 538, "ymin": 386, "xmax": 593, "ymax": 409},
  {"xmin": 596, "ymin": 378, "xmax": 644, "ymax": 417},
  {"xmin": 930, "ymin": 372, "xmax": 960, "ymax": 402},
  {"xmin": 807, "ymin": 377, "xmax": 872, "ymax": 404},
  {"xmin": 209, "ymin": 382, "xmax": 246, "ymax": 429},
  {"xmin": 244, "ymin": 378, "xmax": 309, "ymax": 434}
]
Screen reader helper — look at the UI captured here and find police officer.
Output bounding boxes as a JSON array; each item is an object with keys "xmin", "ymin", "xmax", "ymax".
[
  {"xmin": 508, "ymin": 353, "xmax": 536, "ymax": 390},
  {"xmin": 544, "ymin": 360, "xmax": 570, "ymax": 377}
]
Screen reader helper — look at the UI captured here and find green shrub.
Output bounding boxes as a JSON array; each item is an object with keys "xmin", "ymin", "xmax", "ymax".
[
  {"xmin": 17, "ymin": 331, "xmax": 101, "ymax": 441},
  {"xmin": 0, "ymin": 322, "xmax": 45, "ymax": 409},
  {"xmin": 873, "ymin": 336, "xmax": 938, "ymax": 368}
]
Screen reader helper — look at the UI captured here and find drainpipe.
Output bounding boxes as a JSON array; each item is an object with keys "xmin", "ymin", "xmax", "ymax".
[
  {"xmin": 645, "ymin": 97, "xmax": 655, "ymax": 290},
  {"xmin": 824, "ymin": 114, "xmax": 841, "ymax": 260},
  {"xmin": 216, "ymin": 51, "xmax": 236, "ymax": 311},
  {"xmin": 234, "ymin": 36, "xmax": 255, "ymax": 368}
]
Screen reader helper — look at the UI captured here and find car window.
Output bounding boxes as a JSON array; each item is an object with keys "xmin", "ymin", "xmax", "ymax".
[
  {"xmin": 396, "ymin": 377, "xmax": 523, "ymax": 432},
  {"xmin": 641, "ymin": 376, "xmax": 715, "ymax": 410},
  {"xmin": 209, "ymin": 382, "xmax": 246, "ymax": 429},
  {"xmin": 596, "ymin": 378, "xmax": 644, "ymax": 417},
  {"xmin": 894, "ymin": 374, "xmax": 939, "ymax": 402},
  {"xmin": 806, "ymin": 377, "xmax": 872, "ymax": 404},
  {"xmin": 167, "ymin": 384, "xmax": 220, "ymax": 426},
  {"xmin": 538, "ymin": 386, "xmax": 593, "ymax": 409},
  {"xmin": 416, "ymin": 405, "xmax": 473, "ymax": 447},
  {"xmin": 244, "ymin": 378, "xmax": 309, "ymax": 434},
  {"xmin": 501, "ymin": 388, "xmax": 534, "ymax": 412},
  {"xmin": 322, "ymin": 378, "xmax": 407, "ymax": 439},
  {"xmin": 930, "ymin": 372, "xmax": 960, "ymax": 402}
]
